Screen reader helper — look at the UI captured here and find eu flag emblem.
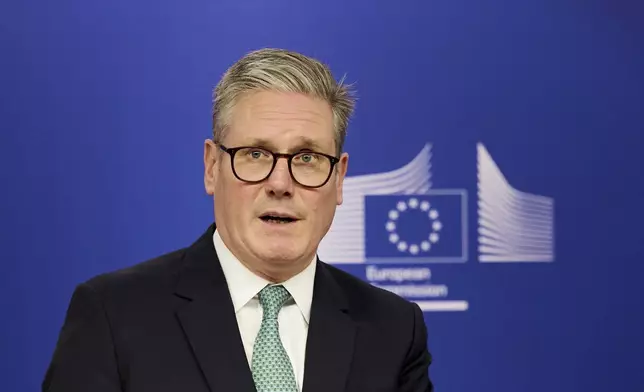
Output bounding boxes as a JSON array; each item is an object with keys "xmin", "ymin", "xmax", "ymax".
[{"xmin": 365, "ymin": 192, "xmax": 466, "ymax": 262}]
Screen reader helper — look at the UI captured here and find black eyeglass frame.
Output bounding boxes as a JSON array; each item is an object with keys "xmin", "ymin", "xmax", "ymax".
[{"xmin": 218, "ymin": 144, "xmax": 340, "ymax": 188}]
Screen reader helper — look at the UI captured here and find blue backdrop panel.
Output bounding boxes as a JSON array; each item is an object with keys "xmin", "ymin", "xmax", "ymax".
[{"xmin": 1, "ymin": 0, "xmax": 643, "ymax": 391}]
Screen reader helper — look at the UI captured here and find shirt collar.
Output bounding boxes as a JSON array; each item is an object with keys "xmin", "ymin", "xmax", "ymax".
[{"xmin": 213, "ymin": 229, "xmax": 317, "ymax": 324}]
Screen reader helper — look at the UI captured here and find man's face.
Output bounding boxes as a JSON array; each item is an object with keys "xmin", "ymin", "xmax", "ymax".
[{"xmin": 204, "ymin": 90, "xmax": 348, "ymax": 280}]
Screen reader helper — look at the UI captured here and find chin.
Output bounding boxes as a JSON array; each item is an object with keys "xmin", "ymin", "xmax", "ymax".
[{"xmin": 252, "ymin": 238, "xmax": 310, "ymax": 264}]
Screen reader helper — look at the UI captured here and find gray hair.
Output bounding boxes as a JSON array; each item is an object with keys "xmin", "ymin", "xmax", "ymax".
[{"xmin": 212, "ymin": 48, "xmax": 356, "ymax": 155}]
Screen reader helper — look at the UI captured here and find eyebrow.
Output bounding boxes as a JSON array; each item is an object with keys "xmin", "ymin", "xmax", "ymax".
[{"xmin": 244, "ymin": 137, "xmax": 329, "ymax": 153}]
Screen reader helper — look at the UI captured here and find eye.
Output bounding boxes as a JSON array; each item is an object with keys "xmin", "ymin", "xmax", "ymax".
[
  {"xmin": 245, "ymin": 148, "xmax": 269, "ymax": 159},
  {"xmin": 293, "ymin": 153, "xmax": 321, "ymax": 165}
]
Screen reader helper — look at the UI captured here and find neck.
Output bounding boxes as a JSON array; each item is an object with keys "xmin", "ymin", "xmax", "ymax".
[
  {"xmin": 215, "ymin": 227, "xmax": 315, "ymax": 283},
  {"xmin": 237, "ymin": 253, "xmax": 313, "ymax": 283}
]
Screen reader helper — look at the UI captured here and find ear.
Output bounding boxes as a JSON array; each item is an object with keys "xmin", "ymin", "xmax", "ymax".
[
  {"xmin": 335, "ymin": 152, "xmax": 349, "ymax": 205},
  {"xmin": 204, "ymin": 139, "xmax": 218, "ymax": 195}
]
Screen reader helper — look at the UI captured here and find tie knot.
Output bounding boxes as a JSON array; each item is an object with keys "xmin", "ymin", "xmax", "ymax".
[{"xmin": 258, "ymin": 285, "xmax": 291, "ymax": 319}]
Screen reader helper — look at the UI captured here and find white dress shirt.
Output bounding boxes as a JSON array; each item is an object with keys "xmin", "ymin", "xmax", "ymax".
[{"xmin": 213, "ymin": 229, "xmax": 316, "ymax": 391}]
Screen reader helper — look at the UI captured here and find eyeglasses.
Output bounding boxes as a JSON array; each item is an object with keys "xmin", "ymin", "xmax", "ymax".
[{"xmin": 218, "ymin": 144, "xmax": 340, "ymax": 188}]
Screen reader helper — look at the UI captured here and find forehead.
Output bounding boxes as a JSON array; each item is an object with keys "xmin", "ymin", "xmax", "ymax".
[{"xmin": 225, "ymin": 90, "xmax": 335, "ymax": 153}]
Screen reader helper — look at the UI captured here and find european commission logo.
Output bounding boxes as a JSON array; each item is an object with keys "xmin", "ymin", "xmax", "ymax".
[{"xmin": 318, "ymin": 143, "xmax": 554, "ymax": 312}]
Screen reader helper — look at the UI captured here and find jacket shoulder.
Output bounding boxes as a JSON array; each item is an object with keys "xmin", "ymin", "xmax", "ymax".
[
  {"xmin": 321, "ymin": 262, "xmax": 418, "ymax": 315},
  {"xmin": 82, "ymin": 246, "xmax": 189, "ymax": 298}
]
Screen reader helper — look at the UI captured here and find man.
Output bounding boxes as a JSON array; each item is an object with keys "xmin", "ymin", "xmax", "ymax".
[{"xmin": 43, "ymin": 48, "xmax": 434, "ymax": 392}]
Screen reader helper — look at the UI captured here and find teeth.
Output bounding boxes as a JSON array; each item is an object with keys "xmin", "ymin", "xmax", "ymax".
[{"xmin": 262, "ymin": 215, "xmax": 294, "ymax": 223}]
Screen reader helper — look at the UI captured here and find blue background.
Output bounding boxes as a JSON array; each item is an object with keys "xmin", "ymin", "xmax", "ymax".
[{"xmin": 2, "ymin": 0, "xmax": 643, "ymax": 391}]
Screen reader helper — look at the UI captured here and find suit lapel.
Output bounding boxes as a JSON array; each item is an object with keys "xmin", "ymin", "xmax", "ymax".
[
  {"xmin": 302, "ymin": 261, "xmax": 357, "ymax": 392},
  {"xmin": 174, "ymin": 225, "xmax": 256, "ymax": 392}
]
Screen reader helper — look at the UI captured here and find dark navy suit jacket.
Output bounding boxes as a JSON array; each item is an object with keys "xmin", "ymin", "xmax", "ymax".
[{"xmin": 43, "ymin": 224, "xmax": 434, "ymax": 392}]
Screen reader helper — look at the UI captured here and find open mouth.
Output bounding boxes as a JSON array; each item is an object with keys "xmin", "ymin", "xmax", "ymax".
[{"xmin": 259, "ymin": 214, "xmax": 298, "ymax": 224}]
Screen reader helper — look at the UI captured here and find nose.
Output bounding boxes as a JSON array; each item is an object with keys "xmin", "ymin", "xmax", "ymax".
[{"xmin": 264, "ymin": 157, "xmax": 294, "ymax": 197}]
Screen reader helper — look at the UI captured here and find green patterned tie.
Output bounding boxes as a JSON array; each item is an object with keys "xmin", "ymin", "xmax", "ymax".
[{"xmin": 251, "ymin": 284, "xmax": 298, "ymax": 392}]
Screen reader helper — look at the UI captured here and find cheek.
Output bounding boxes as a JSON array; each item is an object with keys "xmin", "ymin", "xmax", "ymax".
[
  {"xmin": 305, "ymin": 189, "xmax": 336, "ymax": 226},
  {"xmin": 230, "ymin": 187, "xmax": 258, "ymax": 211},
  {"xmin": 217, "ymin": 178, "xmax": 257, "ymax": 217}
]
